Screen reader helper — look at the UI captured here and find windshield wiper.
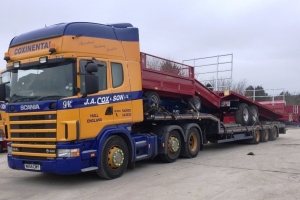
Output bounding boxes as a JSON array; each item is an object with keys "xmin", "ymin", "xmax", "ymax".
[
  {"xmin": 36, "ymin": 95, "xmax": 66, "ymax": 101},
  {"xmin": 12, "ymin": 94, "xmax": 40, "ymax": 103}
]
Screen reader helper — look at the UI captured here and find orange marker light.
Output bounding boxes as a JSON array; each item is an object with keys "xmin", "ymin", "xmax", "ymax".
[
  {"xmin": 49, "ymin": 44, "xmax": 56, "ymax": 53},
  {"xmin": 4, "ymin": 52, "xmax": 10, "ymax": 61},
  {"xmin": 50, "ymin": 43, "xmax": 55, "ymax": 48}
]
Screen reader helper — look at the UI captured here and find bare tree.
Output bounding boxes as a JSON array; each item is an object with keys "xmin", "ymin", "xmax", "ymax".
[
  {"xmin": 231, "ymin": 79, "xmax": 247, "ymax": 95},
  {"xmin": 145, "ymin": 55, "xmax": 189, "ymax": 77}
]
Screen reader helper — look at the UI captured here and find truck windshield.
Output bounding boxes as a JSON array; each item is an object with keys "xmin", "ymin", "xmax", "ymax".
[{"xmin": 10, "ymin": 61, "xmax": 75, "ymax": 102}]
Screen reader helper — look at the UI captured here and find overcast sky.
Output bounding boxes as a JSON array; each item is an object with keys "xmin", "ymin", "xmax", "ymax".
[{"xmin": 1, "ymin": 0, "xmax": 299, "ymax": 95}]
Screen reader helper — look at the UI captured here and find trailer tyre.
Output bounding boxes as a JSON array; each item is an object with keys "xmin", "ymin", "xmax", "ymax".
[
  {"xmin": 249, "ymin": 105, "xmax": 259, "ymax": 125},
  {"xmin": 260, "ymin": 129, "xmax": 269, "ymax": 142},
  {"xmin": 188, "ymin": 96, "xmax": 201, "ymax": 111},
  {"xmin": 181, "ymin": 128, "xmax": 200, "ymax": 158},
  {"xmin": 144, "ymin": 91, "xmax": 160, "ymax": 104},
  {"xmin": 235, "ymin": 103, "xmax": 250, "ymax": 126},
  {"xmin": 269, "ymin": 127, "xmax": 278, "ymax": 141},
  {"xmin": 96, "ymin": 136, "xmax": 129, "ymax": 179},
  {"xmin": 250, "ymin": 129, "xmax": 260, "ymax": 144},
  {"xmin": 160, "ymin": 130, "xmax": 182, "ymax": 163}
]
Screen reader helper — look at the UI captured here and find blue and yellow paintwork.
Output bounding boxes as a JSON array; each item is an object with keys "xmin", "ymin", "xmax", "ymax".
[{"xmin": 6, "ymin": 22, "xmax": 151, "ymax": 174}]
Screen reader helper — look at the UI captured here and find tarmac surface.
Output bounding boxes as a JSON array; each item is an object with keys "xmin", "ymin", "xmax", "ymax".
[{"xmin": 1, "ymin": 127, "xmax": 300, "ymax": 200}]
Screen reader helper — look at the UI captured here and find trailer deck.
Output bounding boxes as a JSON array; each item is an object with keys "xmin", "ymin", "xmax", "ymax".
[
  {"xmin": 144, "ymin": 112, "xmax": 285, "ymax": 144},
  {"xmin": 217, "ymin": 90, "xmax": 283, "ymax": 120}
]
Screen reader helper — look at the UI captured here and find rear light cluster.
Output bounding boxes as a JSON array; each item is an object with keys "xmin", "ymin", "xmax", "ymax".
[{"xmin": 0, "ymin": 128, "xmax": 5, "ymax": 140}]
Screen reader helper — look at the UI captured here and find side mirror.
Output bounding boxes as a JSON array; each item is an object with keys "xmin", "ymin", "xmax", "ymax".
[
  {"xmin": 85, "ymin": 63, "xmax": 98, "ymax": 74},
  {"xmin": 0, "ymin": 84, "xmax": 6, "ymax": 101},
  {"xmin": 85, "ymin": 74, "xmax": 99, "ymax": 94}
]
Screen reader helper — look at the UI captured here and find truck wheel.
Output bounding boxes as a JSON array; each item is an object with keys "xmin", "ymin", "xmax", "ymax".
[
  {"xmin": 269, "ymin": 127, "xmax": 278, "ymax": 141},
  {"xmin": 235, "ymin": 103, "xmax": 250, "ymax": 126},
  {"xmin": 0, "ymin": 143, "xmax": 3, "ymax": 153},
  {"xmin": 260, "ymin": 129, "xmax": 269, "ymax": 142},
  {"xmin": 181, "ymin": 128, "xmax": 200, "ymax": 158},
  {"xmin": 250, "ymin": 129, "xmax": 260, "ymax": 144},
  {"xmin": 160, "ymin": 130, "xmax": 182, "ymax": 163},
  {"xmin": 96, "ymin": 136, "xmax": 129, "ymax": 179},
  {"xmin": 144, "ymin": 91, "xmax": 160, "ymax": 104},
  {"xmin": 188, "ymin": 96, "xmax": 201, "ymax": 111},
  {"xmin": 249, "ymin": 105, "xmax": 259, "ymax": 125}
]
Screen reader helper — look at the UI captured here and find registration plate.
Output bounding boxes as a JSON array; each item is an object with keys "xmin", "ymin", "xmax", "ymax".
[{"xmin": 24, "ymin": 164, "xmax": 41, "ymax": 170}]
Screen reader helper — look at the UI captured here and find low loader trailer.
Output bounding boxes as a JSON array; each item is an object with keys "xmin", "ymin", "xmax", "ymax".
[{"xmin": 1, "ymin": 22, "xmax": 285, "ymax": 179}]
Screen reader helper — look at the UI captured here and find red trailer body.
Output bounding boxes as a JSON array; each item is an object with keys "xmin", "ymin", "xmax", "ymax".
[
  {"xmin": 140, "ymin": 52, "xmax": 284, "ymax": 121},
  {"xmin": 141, "ymin": 52, "xmax": 221, "ymax": 110},
  {"xmin": 217, "ymin": 91, "xmax": 283, "ymax": 120},
  {"xmin": 259, "ymin": 101, "xmax": 300, "ymax": 123},
  {"xmin": 0, "ymin": 129, "xmax": 7, "ymax": 153}
]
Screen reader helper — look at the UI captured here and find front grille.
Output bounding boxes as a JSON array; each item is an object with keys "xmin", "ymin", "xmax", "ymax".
[
  {"xmin": 9, "ymin": 113, "xmax": 57, "ymax": 139},
  {"xmin": 11, "ymin": 132, "xmax": 56, "ymax": 138},
  {"xmin": 9, "ymin": 112, "xmax": 57, "ymax": 158},
  {"xmin": 12, "ymin": 147, "xmax": 56, "ymax": 154},
  {"xmin": 10, "ymin": 114, "xmax": 57, "ymax": 121},
  {"xmin": 10, "ymin": 124, "xmax": 56, "ymax": 129},
  {"xmin": 13, "ymin": 141, "xmax": 56, "ymax": 145}
]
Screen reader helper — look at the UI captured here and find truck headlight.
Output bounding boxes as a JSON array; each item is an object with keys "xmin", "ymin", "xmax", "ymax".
[
  {"xmin": 57, "ymin": 148, "xmax": 80, "ymax": 158},
  {"xmin": 7, "ymin": 146, "xmax": 12, "ymax": 155}
]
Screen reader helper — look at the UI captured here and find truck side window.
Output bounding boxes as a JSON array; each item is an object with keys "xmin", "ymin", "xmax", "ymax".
[
  {"xmin": 111, "ymin": 63, "xmax": 123, "ymax": 88},
  {"xmin": 80, "ymin": 60, "xmax": 107, "ymax": 91}
]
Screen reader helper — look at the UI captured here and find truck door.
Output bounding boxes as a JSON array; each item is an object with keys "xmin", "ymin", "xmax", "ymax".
[
  {"xmin": 108, "ymin": 60, "xmax": 133, "ymax": 124},
  {"xmin": 78, "ymin": 57, "xmax": 114, "ymax": 140}
]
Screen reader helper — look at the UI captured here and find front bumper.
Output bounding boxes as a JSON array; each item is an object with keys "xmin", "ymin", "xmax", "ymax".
[{"xmin": 7, "ymin": 155, "xmax": 82, "ymax": 174}]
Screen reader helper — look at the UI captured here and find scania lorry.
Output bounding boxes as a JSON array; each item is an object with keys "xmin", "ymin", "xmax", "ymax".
[
  {"xmin": 1, "ymin": 22, "xmax": 285, "ymax": 179},
  {"xmin": 0, "ymin": 69, "xmax": 9, "ymax": 152}
]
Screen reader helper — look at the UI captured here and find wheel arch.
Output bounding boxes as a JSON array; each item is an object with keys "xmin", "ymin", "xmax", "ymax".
[{"xmin": 96, "ymin": 125, "xmax": 134, "ymax": 168}]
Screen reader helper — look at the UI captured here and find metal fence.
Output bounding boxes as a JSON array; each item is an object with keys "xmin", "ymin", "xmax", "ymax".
[
  {"xmin": 245, "ymin": 88, "xmax": 285, "ymax": 104},
  {"xmin": 141, "ymin": 52, "xmax": 193, "ymax": 78},
  {"xmin": 182, "ymin": 54, "xmax": 233, "ymax": 91}
]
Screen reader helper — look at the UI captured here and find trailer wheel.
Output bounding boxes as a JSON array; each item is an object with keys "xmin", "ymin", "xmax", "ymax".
[
  {"xmin": 160, "ymin": 130, "xmax": 182, "ymax": 163},
  {"xmin": 144, "ymin": 91, "xmax": 160, "ymax": 104},
  {"xmin": 269, "ymin": 127, "xmax": 278, "ymax": 141},
  {"xmin": 250, "ymin": 129, "xmax": 260, "ymax": 144},
  {"xmin": 0, "ymin": 143, "xmax": 3, "ymax": 153},
  {"xmin": 96, "ymin": 136, "xmax": 129, "ymax": 179},
  {"xmin": 235, "ymin": 103, "xmax": 250, "ymax": 126},
  {"xmin": 188, "ymin": 96, "xmax": 201, "ymax": 111},
  {"xmin": 181, "ymin": 128, "xmax": 200, "ymax": 158},
  {"xmin": 260, "ymin": 129, "xmax": 269, "ymax": 142},
  {"xmin": 249, "ymin": 105, "xmax": 259, "ymax": 125}
]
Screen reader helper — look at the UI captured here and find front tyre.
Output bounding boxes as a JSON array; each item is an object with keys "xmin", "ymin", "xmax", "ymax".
[{"xmin": 96, "ymin": 136, "xmax": 129, "ymax": 179}]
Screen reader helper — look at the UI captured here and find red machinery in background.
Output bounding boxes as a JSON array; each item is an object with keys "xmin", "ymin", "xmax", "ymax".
[{"xmin": 259, "ymin": 100, "xmax": 300, "ymax": 124}]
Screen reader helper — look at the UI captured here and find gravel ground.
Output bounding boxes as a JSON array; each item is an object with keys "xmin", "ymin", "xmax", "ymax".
[{"xmin": 1, "ymin": 127, "xmax": 300, "ymax": 200}]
